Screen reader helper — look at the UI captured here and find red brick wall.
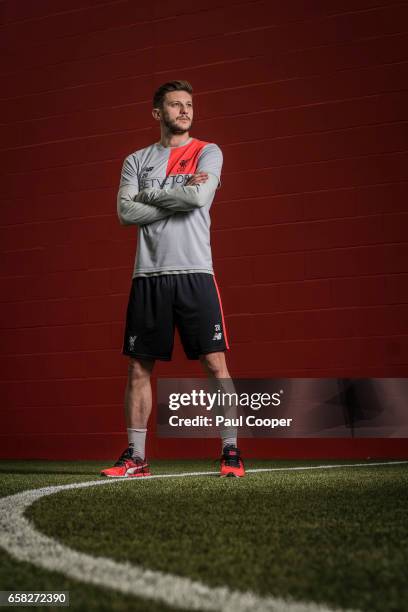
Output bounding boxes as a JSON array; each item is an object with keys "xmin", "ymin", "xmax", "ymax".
[{"xmin": 1, "ymin": 0, "xmax": 407, "ymax": 459}]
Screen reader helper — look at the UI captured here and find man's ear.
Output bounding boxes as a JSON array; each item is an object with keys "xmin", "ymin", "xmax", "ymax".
[{"xmin": 152, "ymin": 108, "xmax": 161, "ymax": 121}]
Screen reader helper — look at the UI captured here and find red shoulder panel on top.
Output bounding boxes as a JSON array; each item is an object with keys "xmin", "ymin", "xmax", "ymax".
[{"xmin": 166, "ymin": 138, "xmax": 208, "ymax": 176}]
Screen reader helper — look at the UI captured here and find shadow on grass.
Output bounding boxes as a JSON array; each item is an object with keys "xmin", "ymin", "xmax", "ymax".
[{"xmin": 0, "ymin": 468, "xmax": 100, "ymax": 476}]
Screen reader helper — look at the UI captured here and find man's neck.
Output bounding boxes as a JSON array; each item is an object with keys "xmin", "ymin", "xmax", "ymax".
[{"xmin": 159, "ymin": 131, "xmax": 191, "ymax": 148}]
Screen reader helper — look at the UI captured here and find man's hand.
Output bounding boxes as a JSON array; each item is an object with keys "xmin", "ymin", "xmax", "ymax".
[{"xmin": 185, "ymin": 172, "xmax": 208, "ymax": 186}]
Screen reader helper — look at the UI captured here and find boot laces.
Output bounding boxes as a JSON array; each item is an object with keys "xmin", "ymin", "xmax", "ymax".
[
  {"xmin": 222, "ymin": 446, "xmax": 241, "ymax": 468},
  {"xmin": 114, "ymin": 447, "xmax": 134, "ymax": 467}
]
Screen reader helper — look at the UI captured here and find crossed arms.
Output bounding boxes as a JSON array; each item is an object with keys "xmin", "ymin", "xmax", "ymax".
[{"xmin": 117, "ymin": 172, "xmax": 219, "ymax": 226}]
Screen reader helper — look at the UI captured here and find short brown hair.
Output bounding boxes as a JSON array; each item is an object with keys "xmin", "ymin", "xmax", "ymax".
[{"xmin": 153, "ymin": 80, "xmax": 193, "ymax": 109}]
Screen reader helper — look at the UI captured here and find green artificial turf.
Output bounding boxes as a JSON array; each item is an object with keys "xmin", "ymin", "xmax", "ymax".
[{"xmin": 1, "ymin": 460, "xmax": 407, "ymax": 611}]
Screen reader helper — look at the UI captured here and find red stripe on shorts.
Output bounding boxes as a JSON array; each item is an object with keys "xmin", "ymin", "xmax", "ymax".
[{"xmin": 213, "ymin": 276, "xmax": 230, "ymax": 350}]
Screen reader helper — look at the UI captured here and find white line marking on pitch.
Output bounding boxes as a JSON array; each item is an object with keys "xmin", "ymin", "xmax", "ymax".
[{"xmin": 0, "ymin": 461, "xmax": 405, "ymax": 612}]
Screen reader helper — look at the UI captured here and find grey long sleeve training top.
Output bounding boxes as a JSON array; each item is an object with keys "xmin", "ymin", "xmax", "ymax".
[{"xmin": 117, "ymin": 137, "xmax": 223, "ymax": 277}]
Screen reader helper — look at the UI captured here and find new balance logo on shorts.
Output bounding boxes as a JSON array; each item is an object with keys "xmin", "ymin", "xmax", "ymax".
[{"xmin": 212, "ymin": 323, "xmax": 222, "ymax": 341}]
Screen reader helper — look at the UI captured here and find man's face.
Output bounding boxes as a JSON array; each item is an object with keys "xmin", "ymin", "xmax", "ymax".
[{"xmin": 158, "ymin": 90, "xmax": 193, "ymax": 134}]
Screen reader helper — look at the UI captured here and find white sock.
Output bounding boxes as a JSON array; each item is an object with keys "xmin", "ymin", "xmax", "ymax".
[
  {"xmin": 221, "ymin": 431, "xmax": 237, "ymax": 451},
  {"xmin": 127, "ymin": 428, "xmax": 147, "ymax": 460}
]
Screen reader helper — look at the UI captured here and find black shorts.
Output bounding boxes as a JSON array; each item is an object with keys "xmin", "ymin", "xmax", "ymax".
[{"xmin": 122, "ymin": 273, "xmax": 230, "ymax": 361}]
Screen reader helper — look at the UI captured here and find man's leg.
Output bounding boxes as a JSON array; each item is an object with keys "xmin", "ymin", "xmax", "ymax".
[
  {"xmin": 101, "ymin": 357, "xmax": 155, "ymax": 478},
  {"xmin": 125, "ymin": 357, "xmax": 155, "ymax": 427},
  {"xmin": 199, "ymin": 351, "xmax": 229, "ymax": 378},
  {"xmin": 125, "ymin": 357, "xmax": 155, "ymax": 460},
  {"xmin": 199, "ymin": 352, "xmax": 245, "ymax": 477},
  {"xmin": 199, "ymin": 351, "xmax": 236, "ymax": 447}
]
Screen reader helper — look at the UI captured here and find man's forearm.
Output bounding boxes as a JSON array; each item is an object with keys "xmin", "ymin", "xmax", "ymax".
[
  {"xmin": 137, "ymin": 173, "xmax": 219, "ymax": 212},
  {"xmin": 117, "ymin": 184, "xmax": 177, "ymax": 226}
]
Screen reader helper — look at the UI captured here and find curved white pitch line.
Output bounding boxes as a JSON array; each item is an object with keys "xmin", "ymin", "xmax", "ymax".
[{"xmin": 1, "ymin": 462, "xmax": 405, "ymax": 612}]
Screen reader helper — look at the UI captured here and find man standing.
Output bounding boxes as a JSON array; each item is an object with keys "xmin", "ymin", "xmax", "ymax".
[{"xmin": 101, "ymin": 80, "xmax": 244, "ymax": 478}]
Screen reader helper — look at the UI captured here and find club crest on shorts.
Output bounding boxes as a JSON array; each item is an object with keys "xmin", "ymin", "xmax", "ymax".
[
  {"xmin": 212, "ymin": 323, "xmax": 222, "ymax": 341},
  {"xmin": 128, "ymin": 335, "xmax": 137, "ymax": 351}
]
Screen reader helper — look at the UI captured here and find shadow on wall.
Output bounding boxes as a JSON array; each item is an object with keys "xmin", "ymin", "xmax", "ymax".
[{"xmin": 286, "ymin": 378, "xmax": 408, "ymax": 438}]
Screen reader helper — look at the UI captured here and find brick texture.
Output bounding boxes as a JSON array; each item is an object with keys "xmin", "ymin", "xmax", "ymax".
[{"xmin": 1, "ymin": 1, "xmax": 407, "ymax": 459}]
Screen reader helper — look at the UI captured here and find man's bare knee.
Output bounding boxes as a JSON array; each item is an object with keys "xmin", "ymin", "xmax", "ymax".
[
  {"xmin": 127, "ymin": 358, "xmax": 155, "ymax": 384},
  {"xmin": 200, "ymin": 352, "xmax": 228, "ymax": 377}
]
